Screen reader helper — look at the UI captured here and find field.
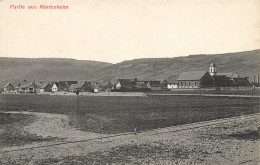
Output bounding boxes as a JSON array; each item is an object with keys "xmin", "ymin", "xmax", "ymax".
[
  {"xmin": 0, "ymin": 94, "xmax": 259, "ymax": 164},
  {"xmin": 146, "ymin": 87, "xmax": 260, "ymax": 96},
  {"xmin": 0, "ymin": 94, "xmax": 259, "ymax": 134}
]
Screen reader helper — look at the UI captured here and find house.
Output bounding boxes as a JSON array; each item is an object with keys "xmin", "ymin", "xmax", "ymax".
[
  {"xmin": 52, "ymin": 82, "xmax": 59, "ymax": 92},
  {"xmin": 69, "ymin": 80, "xmax": 93, "ymax": 92},
  {"xmin": 16, "ymin": 81, "xmax": 38, "ymax": 93},
  {"xmin": 115, "ymin": 79, "xmax": 133, "ymax": 91},
  {"xmin": 4, "ymin": 82, "xmax": 15, "ymax": 92},
  {"xmin": 52, "ymin": 81, "xmax": 78, "ymax": 92},
  {"xmin": 40, "ymin": 81, "xmax": 53, "ymax": 93},
  {"xmin": 93, "ymin": 84, "xmax": 100, "ymax": 93},
  {"xmin": 161, "ymin": 80, "xmax": 168, "ymax": 89},
  {"xmin": 103, "ymin": 82, "xmax": 114, "ymax": 92},
  {"xmin": 147, "ymin": 80, "xmax": 162, "ymax": 90},
  {"xmin": 33, "ymin": 81, "xmax": 43, "ymax": 93},
  {"xmin": 135, "ymin": 81, "xmax": 151, "ymax": 91},
  {"xmin": 177, "ymin": 71, "xmax": 214, "ymax": 88}
]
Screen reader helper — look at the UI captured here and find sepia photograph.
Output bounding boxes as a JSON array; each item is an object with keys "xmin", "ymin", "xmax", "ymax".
[{"xmin": 0, "ymin": 0, "xmax": 259, "ymax": 164}]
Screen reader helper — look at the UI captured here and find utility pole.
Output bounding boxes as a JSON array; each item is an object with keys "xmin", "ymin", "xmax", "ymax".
[{"xmin": 76, "ymin": 90, "xmax": 79, "ymax": 114}]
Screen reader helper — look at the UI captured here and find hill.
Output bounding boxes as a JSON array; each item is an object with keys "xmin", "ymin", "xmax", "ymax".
[
  {"xmin": 0, "ymin": 58, "xmax": 111, "ymax": 89},
  {"xmin": 0, "ymin": 49, "xmax": 259, "ymax": 89},
  {"xmin": 92, "ymin": 49, "xmax": 260, "ymax": 83}
]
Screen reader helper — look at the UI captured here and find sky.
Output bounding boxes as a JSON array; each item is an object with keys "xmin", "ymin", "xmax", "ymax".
[{"xmin": 0, "ymin": 0, "xmax": 259, "ymax": 64}]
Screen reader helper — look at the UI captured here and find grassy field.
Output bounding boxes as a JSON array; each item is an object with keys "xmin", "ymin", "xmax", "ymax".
[{"xmin": 0, "ymin": 94, "xmax": 259, "ymax": 134}]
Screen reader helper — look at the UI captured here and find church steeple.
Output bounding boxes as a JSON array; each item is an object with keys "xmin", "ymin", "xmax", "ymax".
[{"xmin": 209, "ymin": 63, "xmax": 217, "ymax": 76}]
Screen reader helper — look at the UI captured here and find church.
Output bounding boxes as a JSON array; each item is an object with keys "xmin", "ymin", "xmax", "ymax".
[{"xmin": 177, "ymin": 63, "xmax": 251, "ymax": 88}]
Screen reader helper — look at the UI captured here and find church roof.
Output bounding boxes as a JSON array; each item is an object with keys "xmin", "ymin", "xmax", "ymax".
[
  {"xmin": 210, "ymin": 63, "xmax": 216, "ymax": 67},
  {"xmin": 217, "ymin": 73, "xmax": 240, "ymax": 78},
  {"xmin": 177, "ymin": 71, "xmax": 208, "ymax": 81}
]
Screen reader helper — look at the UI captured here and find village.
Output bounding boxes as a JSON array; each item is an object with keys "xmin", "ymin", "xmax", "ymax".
[{"xmin": 2, "ymin": 63, "xmax": 255, "ymax": 94}]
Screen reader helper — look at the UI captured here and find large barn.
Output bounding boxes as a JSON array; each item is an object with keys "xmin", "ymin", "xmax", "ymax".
[{"xmin": 177, "ymin": 71, "xmax": 214, "ymax": 88}]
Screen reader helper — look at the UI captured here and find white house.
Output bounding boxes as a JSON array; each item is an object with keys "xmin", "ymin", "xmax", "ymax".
[
  {"xmin": 167, "ymin": 83, "xmax": 178, "ymax": 89},
  {"xmin": 115, "ymin": 82, "xmax": 122, "ymax": 89},
  {"xmin": 4, "ymin": 82, "xmax": 15, "ymax": 92},
  {"xmin": 52, "ymin": 83, "xmax": 58, "ymax": 92}
]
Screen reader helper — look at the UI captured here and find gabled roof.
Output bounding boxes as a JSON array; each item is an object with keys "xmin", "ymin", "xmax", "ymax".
[
  {"xmin": 118, "ymin": 79, "xmax": 133, "ymax": 88},
  {"xmin": 19, "ymin": 83, "xmax": 35, "ymax": 88},
  {"xmin": 40, "ymin": 82, "xmax": 52, "ymax": 89},
  {"xmin": 33, "ymin": 81, "xmax": 43, "ymax": 87},
  {"xmin": 66, "ymin": 81, "xmax": 78, "ymax": 87},
  {"xmin": 69, "ymin": 84, "xmax": 78, "ymax": 90},
  {"xmin": 177, "ymin": 71, "xmax": 208, "ymax": 81},
  {"xmin": 4, "ymin": 82, "xmax": 13, "ymax": 88},
  {"xmin": 59, "ymin": 81, "xmax": 70, "ymax": 90},
  {"xmin": 76, "ymin": 80, "xmax": 87, "ymax": 88},
  {"xmin": 16, "ymin": 81, "xmax": 37, "ymax": 88}
]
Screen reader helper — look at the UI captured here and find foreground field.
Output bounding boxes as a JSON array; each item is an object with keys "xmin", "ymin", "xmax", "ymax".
[
  {"xmin": 0, "ymin": 113, "xmax": 259, "ymax": 164},
  {"xmin": 0, "ymin": 94, "xmax": 259, "ymax": 134}
]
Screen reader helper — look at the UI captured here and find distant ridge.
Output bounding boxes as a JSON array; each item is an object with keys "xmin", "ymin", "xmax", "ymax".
[
  {"xmin": 0, "ymin": 58, "xmax": 112, "ymax": 89},
  {"xmin": 0, "ymin": 49, "xmax": 259, "ymax": 89},
  {"xmin": 91, "ymin": 49, "xmax": 260, "ymax": 83}
]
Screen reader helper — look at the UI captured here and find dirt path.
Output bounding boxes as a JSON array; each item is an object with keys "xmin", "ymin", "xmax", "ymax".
[
  {"xmin": 0, "ymin": 112, "xmax": 259, "ymax": 164},
  {"xmin": 2, "ymin": 111, "xmax": 102, "ymax": 142}
]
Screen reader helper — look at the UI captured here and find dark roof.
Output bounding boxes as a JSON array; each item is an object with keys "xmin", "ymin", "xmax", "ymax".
[
  {"xmin": 75, "ymin": 80, "xmax": 87, "ymax": 88},
  {"xmin": 40, "ymin": 82, "xmax": 52, "ymax": 89},
  {"xmin": 66, "ymin": 81, "xmax": 78, "ymax": 87},
  {"xmin": 147, "ymin": 81, "xmax": 161, "ymax": 87},
  {"xmin": 177, "ymin": 71, "xmax": 207, "ymax": 81},
  {"xmin": 210, "ymin": 63, "xmax": 216, "ymax": 67},
  {"xmin": 69, "ymin": 84, "xmax": 78, "ymax": 90},
  {"xmin": 217, "ymin": 73, "xmax": 240, "ymax": 78},
  {"xmin": 54, "ymin": 81, "xmax": 78, "ymax": 90},
  {"xmin": 104, "ymin": 82, "xmax": 113, "ymax": 89},
  {"xmin": 33, "ymin": 81, "xmax": 43, "ymax": 87},
  {"xmin": 59, "ymin": 81, "xmax": 69, "ymax": 90},
  {"xmin": 69, "ymin": 81, "xmax": 89, "ymax": 90},
  {"xmin": 118, "ymin": 79, "xmax": 133, "ymax": 88},
  {"xmin": 40, "ymin": 80, "xmax": 54, "ymax": 89}
]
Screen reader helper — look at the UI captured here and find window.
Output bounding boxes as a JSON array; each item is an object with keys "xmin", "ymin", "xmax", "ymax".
[
  {"xmin": 188, "ymin": 82, "xmax": 191, "ymax": 86},
  {"xmin": 29, "ymin": 88, "xmax": 33, "ymax": 90},
  {"xmin": 195, "ymin": 82, "xmax": 197, "ymax": 86}
]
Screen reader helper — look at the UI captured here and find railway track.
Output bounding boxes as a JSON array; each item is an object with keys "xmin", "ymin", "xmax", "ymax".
[{"xmin": 1, "ymin": 113, "xmax": 259, "ymax": 154}]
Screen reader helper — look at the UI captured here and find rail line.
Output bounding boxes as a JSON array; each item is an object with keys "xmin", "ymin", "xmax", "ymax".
[{"xmin": 1, "ymin": 113, "xmax": 259, "ymax": 154}]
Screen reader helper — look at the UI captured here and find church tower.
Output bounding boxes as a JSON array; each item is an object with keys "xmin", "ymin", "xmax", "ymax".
[{"xmin": 209, "ymin": 63, "xmax": 217, "ymax": 76}]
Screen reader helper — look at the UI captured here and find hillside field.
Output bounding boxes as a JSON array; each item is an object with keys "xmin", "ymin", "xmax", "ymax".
[{"xmin": 0, "ymin": 94, "xmax": 259, "ymax": 134}]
